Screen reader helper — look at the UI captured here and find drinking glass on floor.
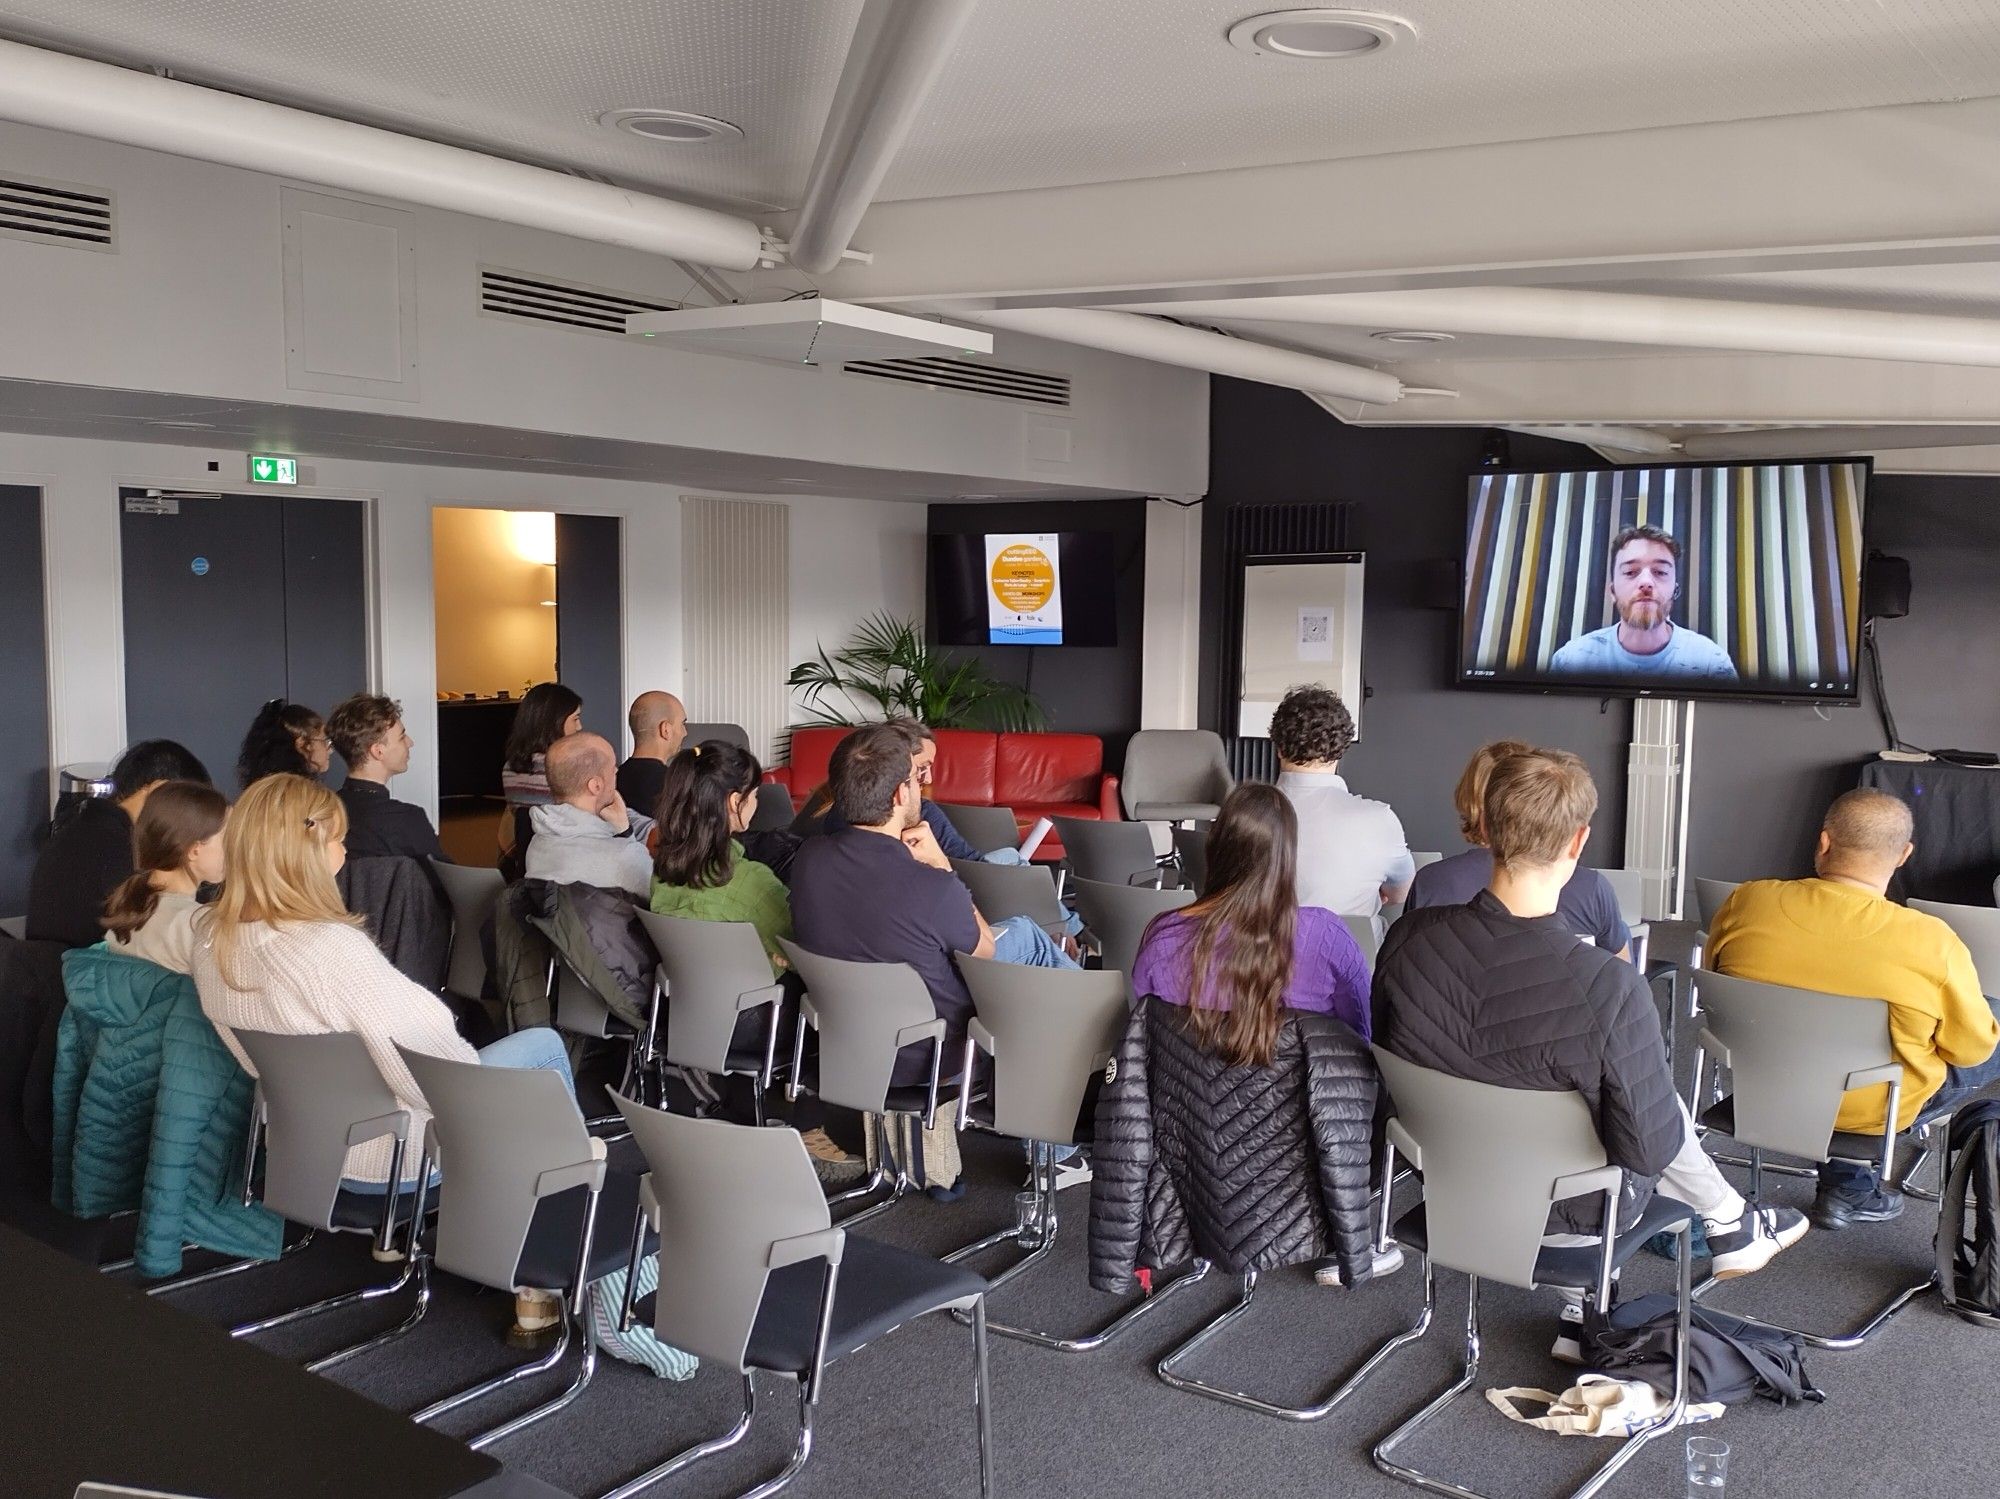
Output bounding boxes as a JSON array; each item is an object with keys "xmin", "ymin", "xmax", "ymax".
[{"xmin": 1686, "ymin": 1435, "xmax": 1729, "ymax": 1496}]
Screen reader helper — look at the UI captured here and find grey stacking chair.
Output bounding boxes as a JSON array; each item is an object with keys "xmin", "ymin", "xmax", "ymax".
[
  {"xmin": 683, "ymin": 722, "xmax": 750, "ymax": 750},
  {"xmin": 228, "ymin": 1030, "xmax": 432, "ymax": 1372},
  {"xmin": 945, "ymin": 957, "xmax": 1211, "ymax": 1350},
  {"xmin": 1688, "ymin": 970, "xmax": 1943, "ymax": 1347},
  {"xmin": 949, "ymin": 856, "xmax": 1068, "ymax": 937},
  {"xmin": 600, "ymin": 1099, "xmax": 994, "ymax": 1499},
  {"xmin": 747, "ymin": 782, "xmax": 796, "ymax": 832},
  {"xmin": 540, "ymin": 946, "xmax": 660, "ymax": 1132},
  {"xmin": 1053, "ymin": 816, "xmax": 1173, "ymax": 889},
  {"xmin": 430, "ymin": 859, "xmax": 503, "ymax": 1003},
  {"xmin": 936, "ymin": 801, "xmax": 1022, "ymax": 857},
  {"xmin": 1690, "ymin": 877, "xmax": 1740, "ymax": 963},
  {"xmin": 634, "ymin": 911, "xmax": 787, "ymax": 1121},
  {"xmin": 0, "ymin": 914, "xmax": 24, "ymax": 941},
  {"xmin": 1072, "ymin": 877, "xmax": 1196, "ymax": 992},
  {"xmin": 1341, "ymin": 913, "xmax": 1382, "ymax": 973},
  {"xmin": 779, "ymin": 940, "xmax": 973, "ymax": 1221},
  {"xmin": 1590, "ymin": 865, "xmax": 1651, "ymax": 969},
  {"xmin": 1369, "ymin": 1050, "xmax": 1697, "ymax": 1499},
  {"xmin": 1911, "ymin": 899, "xmax": 2000, "ymax": 998},
  {"xmin": 1171, "ymin": 822, "xmax": 1210, "ymax": 896},
  {"xmin": 1411, "ymin": 850, "xmax": 1444, "ymax": 872},
  {"xmin": 1121, "ymin": 729, "xmax": 1233, "ymax": 823},
  {"xmin": 398, "ymin": 1048, "xmax": 643, "ymax": 1449}
]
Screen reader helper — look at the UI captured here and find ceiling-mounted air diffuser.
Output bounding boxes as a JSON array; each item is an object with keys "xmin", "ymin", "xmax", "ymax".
[{"xmin": 627, "ymin": 299, "xmax": 992, "ymax": 366}]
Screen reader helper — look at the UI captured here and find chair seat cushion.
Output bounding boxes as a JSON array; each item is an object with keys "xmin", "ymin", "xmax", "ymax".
[
  {"xmin": 1698, "ymin": 1096, "xmax": 1893, "ymax": 1164},
  {"xmin": 328, "ymin": 1182, "xmax": 429, "ymax": 1234},
  {"xmin": 725, "ymin": 1044, "xmax": 768, "ymax": 1074},
  {"xmin": 794, "ymin": 1061, "xmax": 968, "ymax": 1117},
  {"xmin": 513, "ymin": 1168, "xmax": 653, "ymax": 1291},
  {"xmin": 1392, "ymin": 1193, "xmax": 1698, "ymax": 1288}
]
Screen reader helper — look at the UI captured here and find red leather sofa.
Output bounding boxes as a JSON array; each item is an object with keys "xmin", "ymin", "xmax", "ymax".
[{"xmin": 767, "ymin": 726, "xmax": 1121, "ymax": 860}]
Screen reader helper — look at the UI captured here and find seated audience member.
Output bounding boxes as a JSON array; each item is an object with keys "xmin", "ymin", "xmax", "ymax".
[
  {"xmin": 498, "ymin": 681, "xmax": 584, "ymax": 868},
  {"xmin": 101, "ymin": 781, "xmax": 228, "ymax": 975},
  {"xmin": 617, "ymin": 690, "xmax": 688, "ymax": 818},
  {"xmin": 235, "ymin": 699, "xmax": 331, "ymax": 788},
  {"xmin": 1374, "ymin": 748, "xmax": 1806, "ymax": 1277},
  {"xmin": 651, "ymin": 742, "xmax": 791, "ymax": 965},
  {"xmin": 1408, "ymin": 740, "xmax": 1630, "ymax": 958},
  {"xmin": 1707, "ymin": 788, "xmax": 2000, "ymax": 1228},
  {"xmin": 1269, "ymin": 686, "xmax": 1414, "ymax": 928},
  {"xmin": 28, "ymin": 739, "xmax": 211, "ymax": 948},
  {"xmin": 809, "ymin": 720, "xmax": 1027, "ymax": 866},
  {"xmin": 525, "ymin": 732, "xmax": 656, "ymax": 897},
  {"xmin": 327, "ymin": 694, "xmax": 446, "ymax": 863}
]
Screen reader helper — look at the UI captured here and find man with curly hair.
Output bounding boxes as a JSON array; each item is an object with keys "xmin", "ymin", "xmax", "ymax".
[{"xmin": 1268, "ymin": 685, "xmax": 1413, "ymax": 930}]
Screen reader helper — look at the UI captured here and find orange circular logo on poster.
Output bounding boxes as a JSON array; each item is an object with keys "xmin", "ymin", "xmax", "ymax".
[{"xmin": 991, "ymin": 544, "xmax": 1055, "ymax": 612}]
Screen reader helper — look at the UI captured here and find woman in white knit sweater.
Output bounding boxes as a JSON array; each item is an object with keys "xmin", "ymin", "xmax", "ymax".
[{"xmin": 192, "ymin": 773, "xmax": 572, "ymax": 1191}]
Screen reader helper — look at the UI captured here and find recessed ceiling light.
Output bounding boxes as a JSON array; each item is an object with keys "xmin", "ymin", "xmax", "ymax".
[
  {"xmin": 1370, "ymin": 329, "xmax": 1456, "ymax": 345},
  {"xmin": 599, "ymin": 107, "xmax": 743, "ymax": 145},
  {"xmin": 1227, "ymin": 9, "xmax": 1416, "ymax": 59}
]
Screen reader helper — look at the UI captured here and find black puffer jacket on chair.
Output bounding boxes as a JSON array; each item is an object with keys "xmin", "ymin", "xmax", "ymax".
[{"xmin": 1089, "ymin": 997, "xmax": 1378, "ymax": 1293}]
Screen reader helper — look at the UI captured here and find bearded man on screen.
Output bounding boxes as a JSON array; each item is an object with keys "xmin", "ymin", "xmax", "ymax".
[{"xmin": 1548, "ymin": 524, "xmax": 1739, "ymax": 680}]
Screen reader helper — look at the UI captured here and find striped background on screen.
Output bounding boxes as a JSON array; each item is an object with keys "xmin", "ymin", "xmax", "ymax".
[{"xmin": 1462, "ymin": 462, "xmax": 1865, "ymax": 688}]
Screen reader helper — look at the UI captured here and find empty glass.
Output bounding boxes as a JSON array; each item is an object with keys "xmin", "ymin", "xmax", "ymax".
[
  {"xmin": 1685, "ymin": 1435, "xmax": 1729, "ymax": 1497},
  {"xmin": 1013, "ymin": 1190, "xmax": 1045, "ymax": 1248}
]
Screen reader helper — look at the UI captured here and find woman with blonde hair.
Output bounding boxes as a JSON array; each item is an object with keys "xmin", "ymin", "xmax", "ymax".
[{"xmin": 101, "ymin": 779, "xmax": 228, "ymax": 974}]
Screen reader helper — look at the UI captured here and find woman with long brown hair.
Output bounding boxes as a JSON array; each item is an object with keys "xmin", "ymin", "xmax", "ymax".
[
  {"xmin": 101, "ymin": 779, "xmax": 229, "ymax": 974},
  {"xmin": 1129, "ymin": 782, "xmax": 1372, "ymax": 1062}
]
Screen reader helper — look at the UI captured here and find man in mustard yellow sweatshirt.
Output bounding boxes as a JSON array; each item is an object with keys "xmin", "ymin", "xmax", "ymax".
[{"xmin": 1708, "ymin": 788, "xmax": 2000, "ymax": 1229}]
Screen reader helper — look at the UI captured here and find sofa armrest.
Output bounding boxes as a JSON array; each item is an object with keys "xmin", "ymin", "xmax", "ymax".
[{"xmin": 1099, "ymin": 774, "xmax": 1122, "ymax": 822}]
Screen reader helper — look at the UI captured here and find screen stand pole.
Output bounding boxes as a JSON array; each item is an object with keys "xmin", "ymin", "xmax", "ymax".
[{"xmin": 1623, "ymin": 697, "xmax": 1695, "ymax": 923}]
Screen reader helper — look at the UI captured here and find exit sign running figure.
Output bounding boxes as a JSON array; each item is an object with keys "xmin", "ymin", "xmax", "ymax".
[{"xmin": 248, "ymin": 454, "xmax": 298, "ymax": 485}]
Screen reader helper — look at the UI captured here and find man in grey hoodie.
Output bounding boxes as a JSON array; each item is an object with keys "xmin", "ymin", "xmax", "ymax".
[{"xmin": 524, "ymin": 732, "xmax": 656, "ymax": 898}]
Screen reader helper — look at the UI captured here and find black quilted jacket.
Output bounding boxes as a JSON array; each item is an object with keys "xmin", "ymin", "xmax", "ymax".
[
  {"xmin": 1089, "ymin": 998, "xmax": 1378, "ymax": 1292},
  {"xmin": 1371, "ymin": 889, "xmax": 1682, "ymax": 1235}
]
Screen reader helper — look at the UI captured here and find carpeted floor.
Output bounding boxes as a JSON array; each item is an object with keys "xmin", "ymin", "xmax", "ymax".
[{"xmin": 112, "ymin": 926, "xmax": 2000, "ymax": 1499}]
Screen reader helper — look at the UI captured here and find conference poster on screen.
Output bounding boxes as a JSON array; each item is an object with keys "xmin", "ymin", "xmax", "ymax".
[{"xmin": 986, "ymin": 532, "xmax": 1064, "ymax": 645}]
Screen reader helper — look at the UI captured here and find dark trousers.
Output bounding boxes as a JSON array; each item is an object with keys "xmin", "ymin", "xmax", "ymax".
[{"xmin": 1821, "ymin": 996, "xmax": 2000, "ymax": 1197}]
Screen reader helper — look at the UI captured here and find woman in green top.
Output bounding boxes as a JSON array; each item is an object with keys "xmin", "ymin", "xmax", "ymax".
[{"xmin": 650, "ymin": 740, "xmax": 793, "ymax": 973}]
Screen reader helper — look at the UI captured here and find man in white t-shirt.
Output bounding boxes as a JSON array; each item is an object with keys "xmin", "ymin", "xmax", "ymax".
[
  {"xmin": 1269, "ymin": 686, "xmax": 1414, "ymax": 925},
  {"xmin": 1549, "ymin": 524, "xmax": 1738, "ymax": 681}
]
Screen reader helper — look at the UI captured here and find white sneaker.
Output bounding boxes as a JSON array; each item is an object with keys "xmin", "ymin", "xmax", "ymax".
[
  {"xmin": 1551, "ymin": 1297, "xmax": 1587, "ymax": 1365},
  {"xmin": 1707, "ymin": 1204, "xmax": 1810, "ymax": 1279},
  {"xmin": 1314, "ymin": 1243, "xmax": 1405, "ymax": 1286},
  {"xmin": 1053, "ymin": 1152, "xmax": 1093, "ymax": 1191}
]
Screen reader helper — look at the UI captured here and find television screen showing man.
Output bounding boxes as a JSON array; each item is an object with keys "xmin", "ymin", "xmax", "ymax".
[{"xmin": 1548, "ymin": 524, "xmax": 1738, "ymax": 681}]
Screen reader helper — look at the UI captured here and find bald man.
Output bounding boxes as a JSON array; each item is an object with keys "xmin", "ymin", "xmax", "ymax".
[
  {"xmin": 616, "ymin": 691, "xmax": 687, "ymax": 819},
  {"xmin": 1709, "ymin": 788, "xmax": 2000, "ymax": 1227},
  {"xmin": 525, "ymin": 731, "xmax": 658, "ymax": 897}
]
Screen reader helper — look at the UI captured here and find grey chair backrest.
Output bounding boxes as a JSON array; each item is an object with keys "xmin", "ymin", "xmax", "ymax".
[
  {"xmin": 232, "ymin": 1029, "xmax": 407, "ymax": 1230},
  {"xmin": 1172, "ymin": 822, "xmax": 1210, "ymax": 897},
  {"xmin": 936, "ymin": 801, "xmax": 1021, "ymax": 856},
  {"xmin": 949, "ymin": 857, "xmax": 1065, "ymax": 929},
  {"xmin": 958, "ymin": 956, "xmax": 1127, "ymax": 1143},
  {"xmin": 399, "ymin": 1046, "xmax": 599, "ymax": 1292},
  {"xmin": 615, "ymin": 1096, "xmax": 833, "ymax": 1373},
  {"xmin": 1693, "ymin": 970, "xmax": 1899, "ymax": 1162},
  {"xmin": 1693, "ymin": 877, "xmax": 1740, "ymax": 932},
  {"xmin": 1120, "ymin": 729, "xmax": 1233, "ymax": 819},
  {"xmin": 1341, "ymin": 913, "xmax": 1381, "ymax": 972},
  {"xmin": 1054, "ymin": 817, "xmax": 1164, "ymax": 888},
  {"xmin": 1592, "ymin": 866, "xmax": 1645, "ymax": 927},
  {"xmin": 1412, "ymin": 850, "xmax": 1444, "ymax": 872},
  {"xmin": 1910, "ymin": 899, "xmax": 2000, "ymax": 1000},
  {"xmin": 778, "ymin": 940, "xmax": 942, "ymax": 1113},
  {"xmin": 1072, "ymin": 876, "xmax": 1196, "ymax": 989},
  {"xmin": 684, "ymin": 723, "xmax": 750, "ymax": 751},
  {"xmin": 635, "ymin": 911, "xmax": 779, "ymax": 1074},
  {"xmin": 430, "ymin": 859, "xmax": 503, "ymax": 1002},
  {"xmin": 747, "ymin": 782, "xmax": 795, "ymax": 831},
  {"xmin": 1373, "ymin": 1048, "xmax": 1623, "ymax": 1290}
]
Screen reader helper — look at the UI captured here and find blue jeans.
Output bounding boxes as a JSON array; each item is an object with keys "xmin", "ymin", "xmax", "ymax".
[
  {"xmin": 1821, "ymin": 997, "xmax": 2000, "ymax": 1197},
  {"xmin": 343, "ymin": 1026, "xmax": 575, "ymax": 1193},
  {"xmin": 987, "ymin": 917, "xmax": 1083, "ymax": 1163}
]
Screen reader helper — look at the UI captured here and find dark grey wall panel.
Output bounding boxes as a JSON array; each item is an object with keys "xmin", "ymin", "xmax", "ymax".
[
  {"xmin": 0, "ymin": 485, "xmax": 49, "ymax": 915},
  {"xmin": 554, "ymin": 513, "xmax": 624, "ymax": 751},
  {"xmin": 280, "ymin": 497, "xmax": 370, "ymax": 789}
]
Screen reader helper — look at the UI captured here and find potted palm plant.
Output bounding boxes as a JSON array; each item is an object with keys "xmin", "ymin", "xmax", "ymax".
[{"xmin": 787, "ymin": 613, "xmax": 1045, "ymax": 731}]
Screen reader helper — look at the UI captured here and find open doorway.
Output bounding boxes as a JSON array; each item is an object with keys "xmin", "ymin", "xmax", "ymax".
[{"xmin": 432, "ymin": 507, "xmax": 622, "ymax": 866}]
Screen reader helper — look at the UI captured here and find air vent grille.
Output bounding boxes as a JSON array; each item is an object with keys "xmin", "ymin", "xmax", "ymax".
[
  {"xmin": 479, "ymin": 267, "xmax": 676, "ymax": 335},
  {"xmin": 843, "ymin": 355, "xmax": 1071, "ymax": 409},
  {"xmin": 0, "ymin": 174, "xmax": 115, "ymax": 251}
]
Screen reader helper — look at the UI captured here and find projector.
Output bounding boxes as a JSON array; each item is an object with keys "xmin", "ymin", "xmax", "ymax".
[{"xmin": 626, "ymin": 299, "xmax": 993, "ymax": 365}]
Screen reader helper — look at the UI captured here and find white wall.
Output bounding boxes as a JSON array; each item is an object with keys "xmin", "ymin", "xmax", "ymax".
[{"xmin": 0, "ymin": 430, "xmax": 927, "ymax": 814}]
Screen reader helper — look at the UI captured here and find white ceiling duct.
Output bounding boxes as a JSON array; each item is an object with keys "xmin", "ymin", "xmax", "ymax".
[
  {"xmin": 954, "ymin": 307, "xmax": 1404, "ymax": 404},
  {"xmin": 1505, "ymin": 424, "xmax": 1680, "ymax": 456},
  {"xmin": 0, "ymin": 38, "xmax": 766, "ymax": 269},
  {"xmin": 788, "ymin": 0, "xmax": 978, "ymax": 276},
  {"xmin": 1112, "ymin": 286, "xmax": 2000, "ymax": 370},
  {"xmin": 1678, "ymin": 425, "xmax": 2000, "ymax": 460}
]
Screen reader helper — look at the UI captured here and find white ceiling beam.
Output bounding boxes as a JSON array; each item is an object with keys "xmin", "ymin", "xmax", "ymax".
[
  {"xmin": 1109, "ymin": 287, "xmax": 2000, "ymax": 370},
  {"xmin": 787, "ymin": 0, "xmax": 978, "ymax": 276},
  {"xmin": 1504, "ymin": 425, "xmax": 1681, "ymax": 457},
  {"xmin": 1677, "ymin": 426, "xmax": 2000, "ymax": 460},
  {"xmin": 824, "ymin": 95, "xmax": 2000, "ymax": 305}
]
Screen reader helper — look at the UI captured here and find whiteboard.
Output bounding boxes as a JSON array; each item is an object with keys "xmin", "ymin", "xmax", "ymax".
[{"xmin": 1236, "ymin": 553, "xmax": 1366, "ymax": 740}]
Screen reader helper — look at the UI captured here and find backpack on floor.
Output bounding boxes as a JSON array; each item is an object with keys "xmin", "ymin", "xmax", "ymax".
[
  {"xmin": 1937, "ymin": 1098, "xmax": 2000, "ymax": 1327},
  {"xmin": 1582, "ymin": 1293, "xmax": 1823, "ymax": 1407}
]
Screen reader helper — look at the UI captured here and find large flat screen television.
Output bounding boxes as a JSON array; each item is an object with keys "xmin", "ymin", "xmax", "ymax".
[
  {"xmin": 930, "ymin": 531, "xmax": 1118, "ymax": 647},
  {"xmin": 1459, "ymin": 460, "xmax": 1869, "ymax": 703}
]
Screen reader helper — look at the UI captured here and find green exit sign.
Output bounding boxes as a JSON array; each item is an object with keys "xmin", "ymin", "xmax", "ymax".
[{"xmin": 248, "ymin": 454, "xmax": 297, "ymax": 486}]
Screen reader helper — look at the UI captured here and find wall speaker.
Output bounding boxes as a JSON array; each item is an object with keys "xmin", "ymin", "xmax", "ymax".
[{"xmin": 1863, "ymin": 552, "xmax": 1911, "ymax": 621}]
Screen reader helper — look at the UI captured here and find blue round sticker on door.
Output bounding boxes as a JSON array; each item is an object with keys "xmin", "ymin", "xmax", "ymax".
[{"xmin": 190, "ymin": 556, "xmax": 210, "ymax": 576}]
